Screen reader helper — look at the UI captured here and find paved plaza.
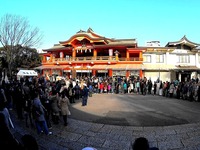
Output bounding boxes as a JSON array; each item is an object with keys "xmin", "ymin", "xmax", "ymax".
[{"xmin": 10, "ymin": 94, "xmax": 200, "ymax": 150}]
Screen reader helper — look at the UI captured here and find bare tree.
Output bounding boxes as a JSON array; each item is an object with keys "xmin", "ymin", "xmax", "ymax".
[{"xmin": 0, "ymin": 14, "xmax": 43, "ymax": 76}]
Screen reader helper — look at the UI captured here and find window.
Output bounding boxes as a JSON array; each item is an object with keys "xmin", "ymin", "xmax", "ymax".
[
  {"xmin": 156, "ymin": 54, "xmax": 164, "ymax": 63},
  {"xmin": 198, "ymin": 55, "xmax": 200, "ymax": 63},
  {"xmin": 177, "ymin": 55, "xmax": 190, "ymax": 63},
  {"xmin": 143, "ymin": 55, "xmax": 151, "ymax": 63}
]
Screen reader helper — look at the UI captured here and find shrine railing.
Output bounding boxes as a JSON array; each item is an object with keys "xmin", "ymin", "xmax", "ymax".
[{"xmin": 43, "ymin": 56, "xmax": 143, "ymax": 63}]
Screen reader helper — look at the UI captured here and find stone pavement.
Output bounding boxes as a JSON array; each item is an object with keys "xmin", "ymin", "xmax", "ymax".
[{"xmin": 9, "ymin": 94, "xmax": 200, "ymax": 150}]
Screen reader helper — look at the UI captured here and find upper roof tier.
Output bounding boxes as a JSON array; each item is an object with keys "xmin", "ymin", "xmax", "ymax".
[
  {"xmin": 43, "ymin": 28, "xmax": 137, "ymax": 51},
  {"xmin": 166, "ymin": 35, "xmax": 200, "ymax": 49},
  {"xmin": 59, "ymin": 28, "xmax": 137, "ymax": 46}
]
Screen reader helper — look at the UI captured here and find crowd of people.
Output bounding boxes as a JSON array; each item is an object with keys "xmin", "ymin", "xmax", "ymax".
[
  {"xmin": 1, "ymin": 75, "xmax": 200, "ymax": 128},
  {"xmin": 0, "ymin": 74, "xmax": 199, "ymax": 149}
]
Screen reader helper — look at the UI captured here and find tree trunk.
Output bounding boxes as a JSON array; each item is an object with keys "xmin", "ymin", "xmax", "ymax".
[{"xmin": 8, "ymin": 62, "xmax": 12, "ymax": 77}]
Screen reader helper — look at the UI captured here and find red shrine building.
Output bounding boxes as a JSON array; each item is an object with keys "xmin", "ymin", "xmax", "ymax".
[
  {"xmin": 37, "ymin": 28, "xmax": 144, "ymax": 78},
  {"xmin": 36, "ymin": 28, "xmax": 200, "ymax": 82}
]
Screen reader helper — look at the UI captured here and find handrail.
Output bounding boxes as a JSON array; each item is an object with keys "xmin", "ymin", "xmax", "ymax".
[{"xmin": 43, "ymin": 56, "xmax": 142, "ymax": 63}]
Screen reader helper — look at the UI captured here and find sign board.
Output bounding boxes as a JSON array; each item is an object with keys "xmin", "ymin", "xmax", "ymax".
[
  {"xmin": 76, "ymin": 70, "xmax": 91, "ymax": 73},
  {"xmin": 97, "ymin": 70, "xmax": 108, "ymax": 73},
  {"xmin": 146, "ymin": 41, "xmax": 160, "ymax": 47}
]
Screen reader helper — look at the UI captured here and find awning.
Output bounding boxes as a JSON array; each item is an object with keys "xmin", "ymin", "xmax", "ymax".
[
  {"xmin": 142, "ymin": 64, "xmax": 176, "ymax": 70},
  {"xmin": 34, "ymin": 65, "xmax": 70, "ymax": 70},
  {"xmin": 107, "ymin": 64, "xmax": 142, "ymax": 70},
  {"xmin": 91, "ymin": 64, "xmax": 142, "ymax": 70},
  {"xmin": 34, "ymin": 66, "xmax": 52, "ymax": 69},
  {"xmin": 175, "ymin": 65, "xmax": 200, "ymax": 70},
  {"xmin": 107, "ymin": 64, "xmax": 126, "ymax": 70},
  {"xmin": 91, "ymin": 65, "xmax": 108, "ymax": 70},
  {"xmin": 17, "ymin": 70, "xmax": 38, "ymax": 76}
]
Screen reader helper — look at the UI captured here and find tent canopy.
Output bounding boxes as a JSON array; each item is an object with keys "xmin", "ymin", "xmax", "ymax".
[{"xmin": 17, "ymin": 70, "xmax": 38, "ymax": 76}]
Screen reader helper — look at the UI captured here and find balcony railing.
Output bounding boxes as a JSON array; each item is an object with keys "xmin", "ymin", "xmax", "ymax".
[{"xmin": 43, "ymin": 56, "xmax": 143, "ymax": 63}]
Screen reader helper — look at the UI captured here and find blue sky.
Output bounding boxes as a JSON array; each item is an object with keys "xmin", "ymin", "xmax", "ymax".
[{"xmin": 0, "ymin": 0, "xmax": 200, "ymax": 51}]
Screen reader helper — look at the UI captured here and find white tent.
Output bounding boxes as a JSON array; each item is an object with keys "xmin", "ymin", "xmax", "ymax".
[{"xmin": 17, "ymin": 70, "xmax": 38, "ymax": 76}]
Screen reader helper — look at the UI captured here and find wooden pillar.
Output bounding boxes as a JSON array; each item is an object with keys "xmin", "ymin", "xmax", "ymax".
[
  {"xmin": 108, "ymin": 69, "xmax": 112, "ymax": 77},
  {"xmin": 42, "ymin": 55, "xmax": 46, "ymax": 62},
  {"xmin": 126, "ymin": 70, "xmax": 130, "ymax": 77},
  {"xmin": 93, "ymin": 49, "xmax": 97, "ymax": 59},
  {"xmin": 139, "ymin": 69, "xmax": 143, "ymax": 78},
  {"xmin": 139, "ymin": 52, "xmax": 143, "ymax": 61},
  {"xmin": 52, "ymin": 54, "xmax": 55, "ymax": 62},
  {"xmin": 50, "ymin": 54, "xmax": 53, "ymax": 62},
  {"xmin": 126, "ymin": 51, "xmax": 130, "ymax": 61},
  {"xmin": 92, "ymin": 70, "xmax": 96, "ymax": 76},
  {"xmin": 72, "ymin": 49, "xmax": 76, "ymax": 60}
]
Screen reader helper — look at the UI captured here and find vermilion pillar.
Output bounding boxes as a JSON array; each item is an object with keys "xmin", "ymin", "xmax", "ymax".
[
  {"xmin": 42, "ymin": 55, "xmax": 46, "ymax": 62},
  {"xmin": 93, "ymin": 49, "xmax": 97, "ymax": 59},
  {"xmin": 92, "ymin": 70, "xmax": 96, "ymax": 76},
  {"xmin": 108, "ymin": 69, "xmax": 112, "ymax": 77},
  {"xmin": 72, "ymin": 49, "xmax": 76, "ymax": 59},
  {"xmin": 50, "ymin": 54, "xmax": 53, "ymax": 62},
  {"xmin": 139, "ymin": 69, "xmax": 143, "ymax": 78},
  {"xmin": 126, "ymin": 51, "xmax": 130, "ymax": 61},
  {"xmin": 126, "ymin": 70, "xmax": 130, "ymax": 77},
  {"xmin": 139, "ymin": 52, "xmax": 143, "ymax": 61}
]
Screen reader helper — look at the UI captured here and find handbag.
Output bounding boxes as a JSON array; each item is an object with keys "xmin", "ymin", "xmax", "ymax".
[{"xmin": 68, "ymin": 110, "xmax": 71, "ymax": 116}]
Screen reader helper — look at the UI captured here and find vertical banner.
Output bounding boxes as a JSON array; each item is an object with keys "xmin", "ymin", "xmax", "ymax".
[
  {"xmin": 109, "ymin": 49, "xmax": 113, "ymax": 56},
  {"xmin": 60, "ymin": 52, "xmax": 64, "ymax": 58}
]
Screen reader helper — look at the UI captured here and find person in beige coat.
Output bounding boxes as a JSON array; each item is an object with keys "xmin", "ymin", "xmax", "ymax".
[{"xmin": 58, "ymin": 91, "xmax": 71, "ymax": 126}]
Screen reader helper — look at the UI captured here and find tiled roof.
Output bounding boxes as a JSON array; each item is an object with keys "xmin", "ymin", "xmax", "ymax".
[
  {"xmin": 166, "ymin": 35, "xmax": 200, "ymax": 47},
  {"xmin": 34, "ymin": 65, "xmax": 70, "ymax": 70}
]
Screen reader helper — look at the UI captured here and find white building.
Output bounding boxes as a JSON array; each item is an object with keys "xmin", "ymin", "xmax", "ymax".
[{"xmin": 142, "ymin": 36, "xmax": 200, "ymax": 83}]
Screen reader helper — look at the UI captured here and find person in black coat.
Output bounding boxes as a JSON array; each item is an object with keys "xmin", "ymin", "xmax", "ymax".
[{"xmin": 81, "ymin": 84, "xmax": 89, "ymax": 106}]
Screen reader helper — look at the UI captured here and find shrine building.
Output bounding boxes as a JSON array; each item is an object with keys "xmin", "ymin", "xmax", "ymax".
[{"xmin": 36, "ymin": 28, "xmax": 145, "ymax": 79}]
